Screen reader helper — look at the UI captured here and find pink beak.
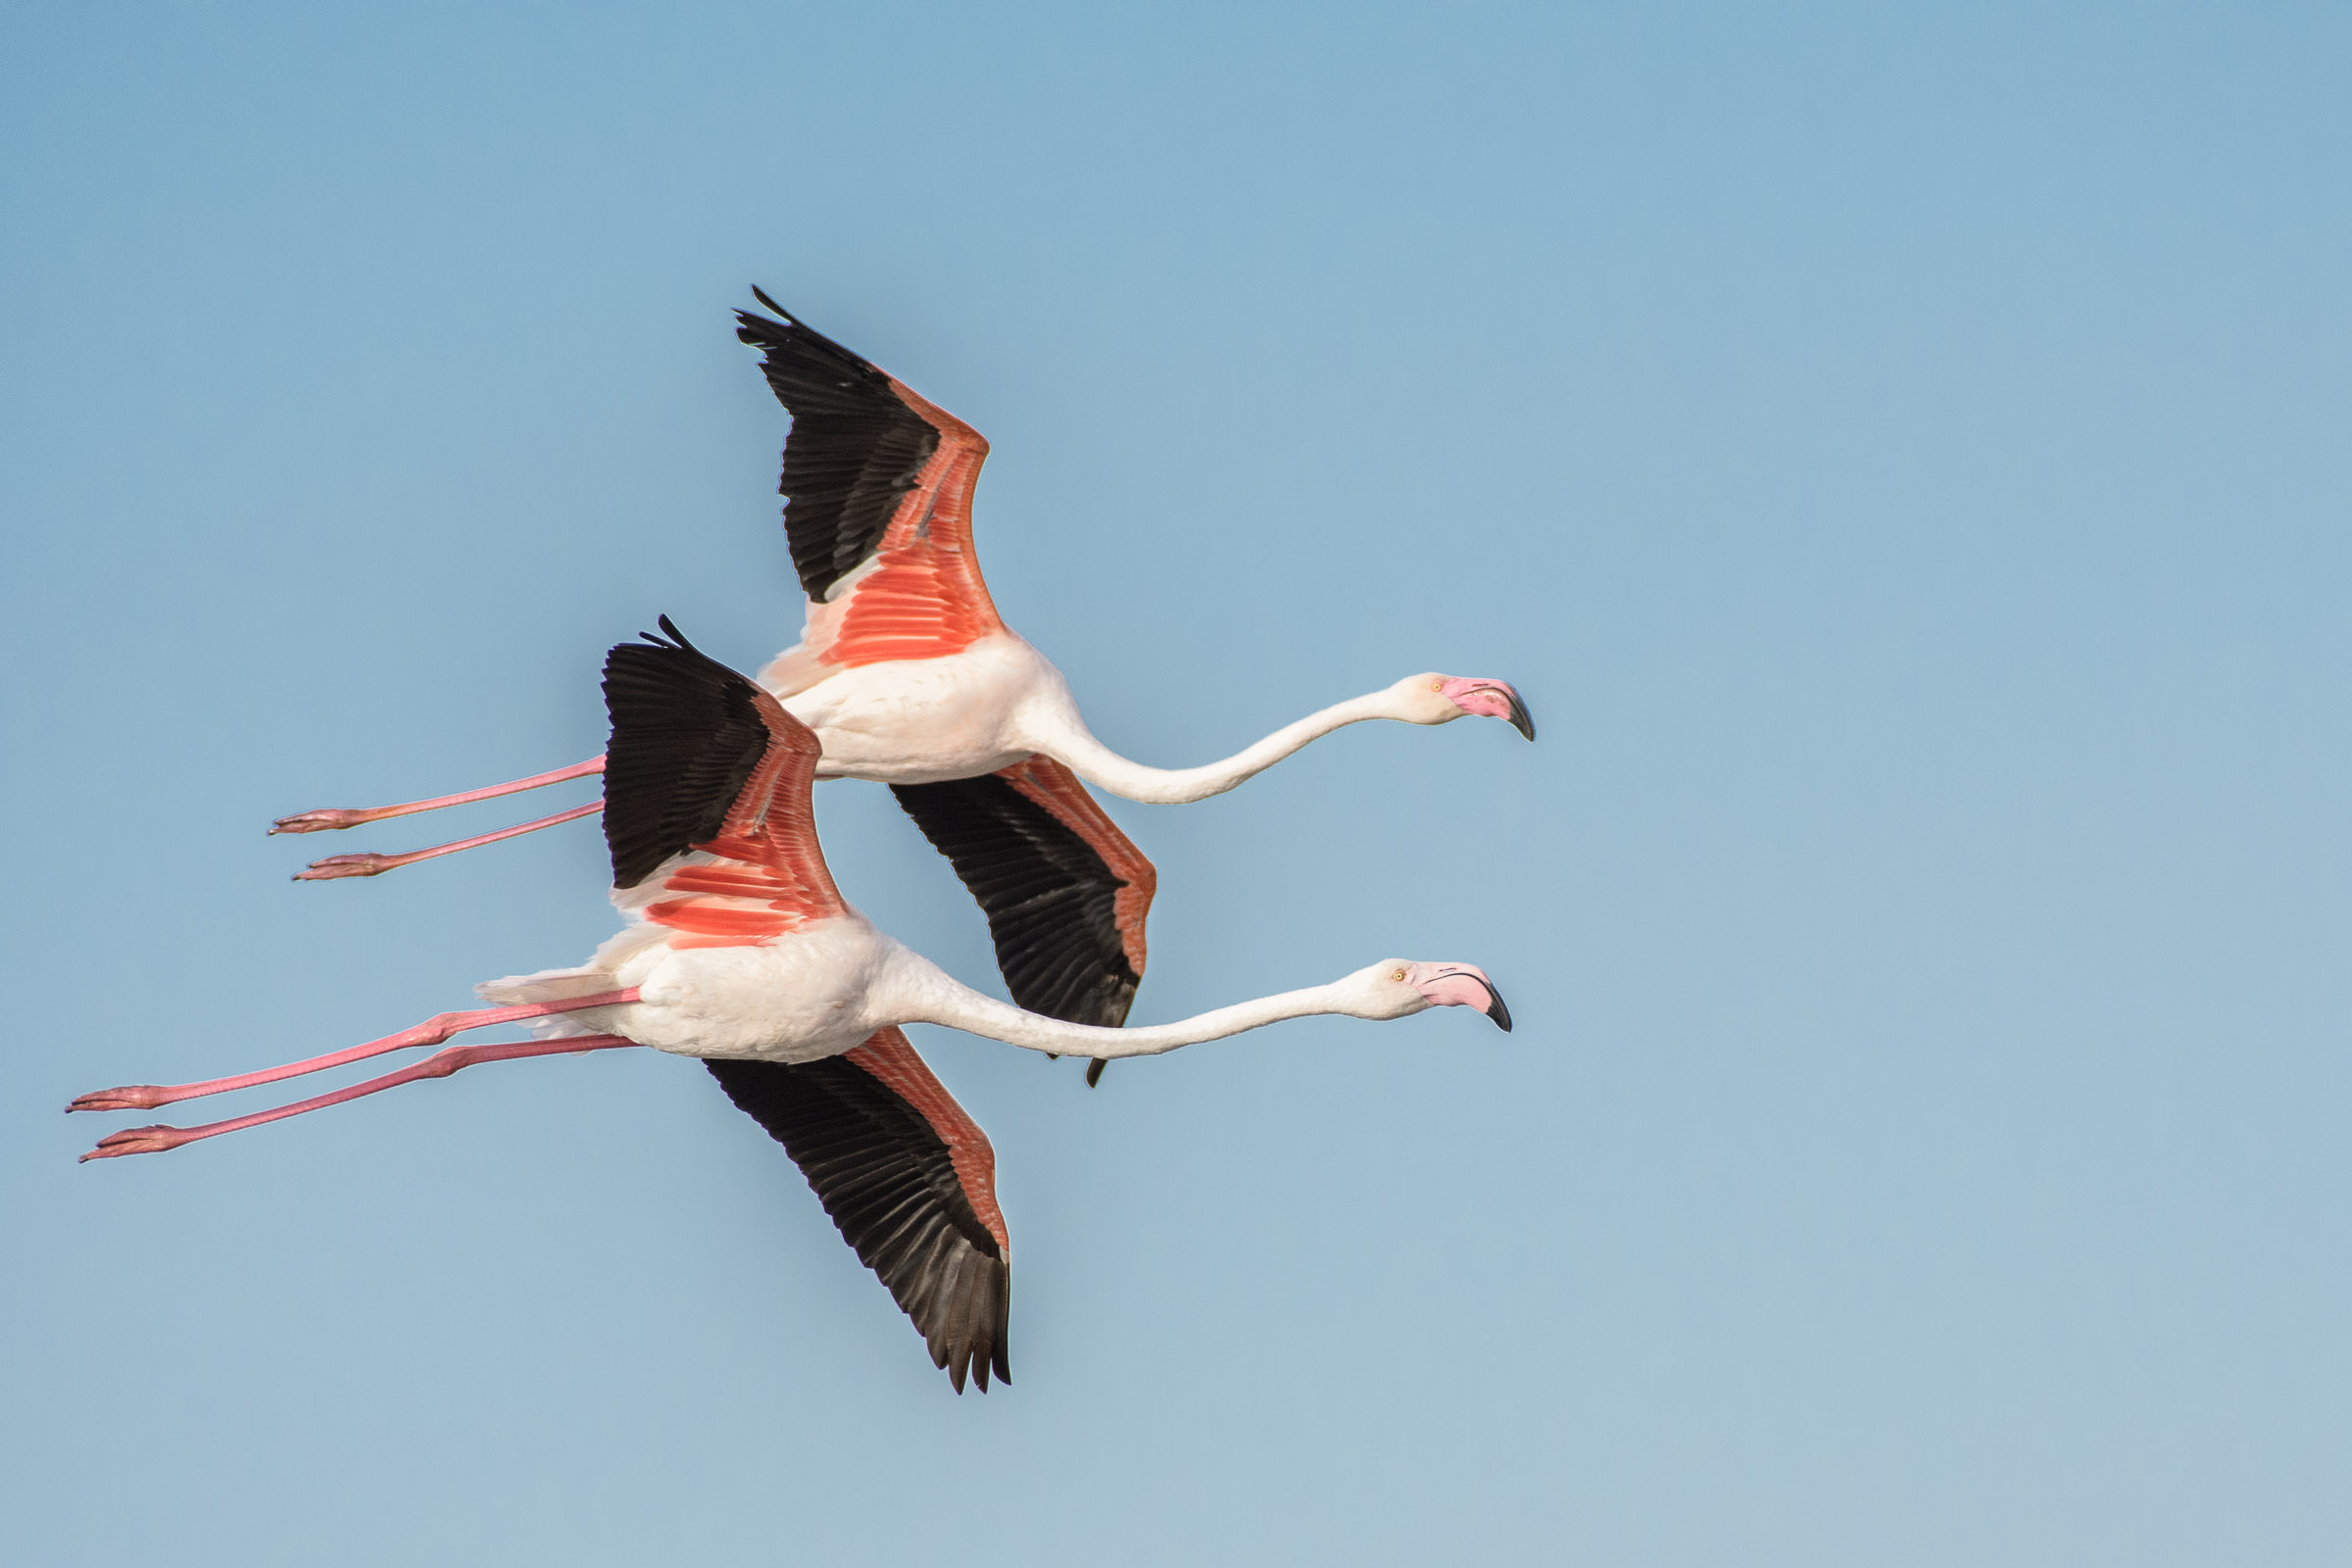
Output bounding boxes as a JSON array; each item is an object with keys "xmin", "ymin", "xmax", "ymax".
[
  {"xmin": 1409, "ymin": 964, "xmax": 1512, "ymax": 1030},
  {"xmin": 1437, "ymin": 677, "xmax": 1536, "ymax": 741}
]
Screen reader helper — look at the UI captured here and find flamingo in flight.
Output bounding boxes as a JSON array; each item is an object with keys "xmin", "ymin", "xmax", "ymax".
[
  {"xmin": 76, "ymin": 622, "xmax": 1512, "ymax": 1391},
  {"xmin": 270, "ymin": 294, "xmax": 1533, "ymax": 1075}
]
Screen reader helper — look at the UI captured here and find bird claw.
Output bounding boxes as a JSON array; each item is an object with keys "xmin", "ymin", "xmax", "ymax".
[
  {"xmin": 68, "ymin": 1085, "xmax": 172, "ymax": 1113},
  {"xmin": 294, "ymin": 853, "xmax": 396, "ymax": 881},
  {"xmin": 79, "ymin": 1124, "xmax": 189, "ymax": 1161},
  {"xmin": 270, "ymin": 808, "xmax": 368, "ymax": 835}
]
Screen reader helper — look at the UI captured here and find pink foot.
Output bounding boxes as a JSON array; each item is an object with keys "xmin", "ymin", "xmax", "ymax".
[
  {"xmin": 80, "ymin": 1124, "xmax": 193, "ymax": 1161},
  {"xmin": 293, "ymin": 853, "xmax": 398, "ymax": 880},
  {"xmin": 67, "ymin": 1085, "xmax": 172, "ymax": 1113},
  {"xmin": 270, "ymin": 808, "xmax": 371, "ymax": 835}
]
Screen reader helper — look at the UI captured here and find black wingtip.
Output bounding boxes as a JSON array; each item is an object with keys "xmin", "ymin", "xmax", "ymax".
[
  {"xmin": 1504, "ymin": 690, "xmax": 1537, "ymax": 743},
  {"xmin": 1085, "ymin": 1057, "xmax": 1106, "ymax": 1088},
  {"xmin": 748, "ymin": 284, "xmax": 794, "ymax": 323},
  {"xmin": 949, "ymin": 1342, "xmax": 1006, "ymax": 1393}
]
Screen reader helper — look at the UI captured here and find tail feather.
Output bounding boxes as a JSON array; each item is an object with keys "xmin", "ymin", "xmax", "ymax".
[{"xmin": 476, "ymin": 927, "xmax": 666, "ymax": 1034}]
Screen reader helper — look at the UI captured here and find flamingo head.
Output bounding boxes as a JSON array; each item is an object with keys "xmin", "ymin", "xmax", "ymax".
[
  {"xmin": 1343, "ymin": 960, "xmax": 1513, "ymax": 1031},
  {"xmin": 1394, "ymin": 674, "xmax": 1537, "ymax": 740}
]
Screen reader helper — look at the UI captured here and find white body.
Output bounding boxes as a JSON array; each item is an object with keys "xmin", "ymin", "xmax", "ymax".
[
  {"xmin": 773, "ymin": 632, "xmax": 1054, "ymax": 785},
  {"xmin": 480, "ymin": 860, "xmax": 1457, "ymax": 1065}
]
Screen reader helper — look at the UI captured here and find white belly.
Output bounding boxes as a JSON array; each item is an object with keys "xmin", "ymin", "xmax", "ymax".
[
  {"xmin": 490, "ymin": 918, "xmax": 898, "ymax": 1063},
  {"xmin": 774, "ymin": 633, "xmax": 1051, "ymax": 784}
]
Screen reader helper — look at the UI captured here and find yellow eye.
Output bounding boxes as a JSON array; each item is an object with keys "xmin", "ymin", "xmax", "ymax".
[
  {"xmin": 1429, "ymin": 679, "xmax": 1445, "ymax": 692},
  {"xmin": 1391, "ymin": 968, "xmax": 1407, "ymax": 982}
]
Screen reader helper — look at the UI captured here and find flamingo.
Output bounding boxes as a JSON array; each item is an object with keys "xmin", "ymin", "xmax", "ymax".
[
  {"xmin": 270, "ymin": 294, "xmax": 1533, "ymax": 1073},
  {"xmin": 75, "ymin": 621, "xmax": 1513, "ymax": 1390}
]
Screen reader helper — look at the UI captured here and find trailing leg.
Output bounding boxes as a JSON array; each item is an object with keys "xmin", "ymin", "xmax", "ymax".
[
  {"xmin": 66, "ymin": 990, "xmax": 640, "ymax": 1113},
  {"xmin": 78, "ymin": 1036, "xmax": 642, "ymax": 1161},
  {"xmin": 295, "ymin": 801, "xmax": 605, "ymax": 881},
  {"xmin": 270, "ymin": 757, "xmax": 607, "ymax": 836}
]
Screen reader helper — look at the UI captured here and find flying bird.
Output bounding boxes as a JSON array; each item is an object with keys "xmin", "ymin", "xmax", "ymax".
[
  {"xmin": 271, "ymin": 294, "xmax": 1533, "ymax": 1078},
  {"xmin": 78, "ymin": 622, "xmax": 1513, "ymax": 1391}
]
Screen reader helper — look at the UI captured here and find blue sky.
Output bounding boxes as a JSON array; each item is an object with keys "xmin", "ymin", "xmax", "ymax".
[{"xmin": 4, "ymin": 2, "xmax": 2349, "ymax": 1562}]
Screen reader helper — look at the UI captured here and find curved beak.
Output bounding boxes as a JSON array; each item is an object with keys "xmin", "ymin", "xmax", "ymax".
[
  {"xmin": 1413, "ymin": 967, "xmax": 1513, "ymax": 1031},
  {"xmin": 1475, "ymin": 976, "xmax": 1512, "ymax": 1031},
  {"xmin": 1438, "ymin": 677, "xmax": 1537, "ymax": 742}
]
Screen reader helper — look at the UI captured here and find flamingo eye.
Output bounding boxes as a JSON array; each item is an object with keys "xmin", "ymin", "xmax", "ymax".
[{"xmin": 1391, "ymin": 968, "xmax": 1407, "ymax": 982}]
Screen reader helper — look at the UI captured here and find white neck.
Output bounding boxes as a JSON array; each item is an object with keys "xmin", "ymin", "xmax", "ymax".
[
  {"xmin": 876, "ymin": 947, "xmax": 1362, "ymax": 1058},
  {"xmin": 1025, "ymin": 689, "xmax": 1412, "ymax": 805}
]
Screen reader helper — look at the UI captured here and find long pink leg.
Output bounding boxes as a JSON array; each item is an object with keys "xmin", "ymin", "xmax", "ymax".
[
  {"xmin": 65, "ymin": 990, "xmax": 641, "ymax": 1113},
  {"xmin": 295, "ymin": 800, "xmax": 605, "ymax": 881},
  {"xmin": 78, "ymin": 1036, "xmax": 644, "ymax": 1161},
  {"xmin": 270, "ymin": 757, "xmax": 608, "ymax": 835}
]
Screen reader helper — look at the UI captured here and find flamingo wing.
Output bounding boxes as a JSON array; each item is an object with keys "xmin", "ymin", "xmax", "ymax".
[
  {"xmin": 890, "ymin": 758, "xmax": 1156, "ymax": 1079},
  {"xmin": 707, "ymin": 1027, "xmax": 1011, "ymax": 1392},
  {"xmin": 601, "ymin": 619, "xmax": 844, "ymax": 947},
  {"xmin": 736, "ymin": 294, "xmax": 1004, "ymax": 670}
]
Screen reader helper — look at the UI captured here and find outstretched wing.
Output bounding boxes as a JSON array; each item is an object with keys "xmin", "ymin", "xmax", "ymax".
[
  {"xmin": 735, "ymin": 294, "xmax": 1004, "ymax": 672},
  {"xmin": 601, "ymin": 618, "xmax": 845, "ymax": 948},
  {"xmin": 891, "ymin": 758, "xmax": 1155, "ymax": 1083},
  {"xmin": 707, "ymin": 1028, "xmax": 1011, "ymax": 1393}
]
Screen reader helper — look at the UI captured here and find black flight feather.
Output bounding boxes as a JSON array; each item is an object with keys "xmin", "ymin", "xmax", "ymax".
[
  {"xmin": 601, "ymin": 617, "xmax": 773, "ymax": 889},
  {"xmin": 707, "ymin": 1055, "xmax": 1011, "ymax": 1393},
  {"xmin": 735, "ymin": 294, "xmax": 942, "ymax": 602},
  {"xmin": 889, "ymin": 773, "xmax": 1143, "ymax": 1032}
]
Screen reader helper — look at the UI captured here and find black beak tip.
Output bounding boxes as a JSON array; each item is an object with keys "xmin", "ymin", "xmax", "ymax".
[
  {"xmin": 1480, "ymin": 982, "xmax": 1512, "ymax": 1032},
  {"xmin": 1504, "ymin": 692, "xmax": 1536, "ymax": 743}
]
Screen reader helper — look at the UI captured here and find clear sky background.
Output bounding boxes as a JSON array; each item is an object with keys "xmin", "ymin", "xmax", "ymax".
[{"xmin": 4, "ymin": 2, "xmax": 2348, "ymax": 1562}]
